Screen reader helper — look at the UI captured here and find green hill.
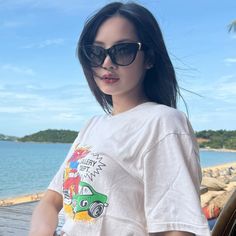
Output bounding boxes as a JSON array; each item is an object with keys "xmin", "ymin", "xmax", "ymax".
[{"xmin": 17, "ymin": 129, "xmax": 78, "ymax": 143}]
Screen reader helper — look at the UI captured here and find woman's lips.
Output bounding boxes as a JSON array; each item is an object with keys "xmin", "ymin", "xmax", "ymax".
[{"xmin": 101, "ymin": 74, "xmax": 120, "ymax": 83}]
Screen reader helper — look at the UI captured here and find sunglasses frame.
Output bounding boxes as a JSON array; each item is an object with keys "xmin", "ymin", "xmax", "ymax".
[{"xmin": 83, "ymin": 42, "xmax": 143, "ymax": 67}]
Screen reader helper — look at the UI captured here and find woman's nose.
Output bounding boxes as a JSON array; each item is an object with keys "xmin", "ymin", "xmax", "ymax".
[{"xmin": 102, "ymin": 54, "xmax": 116, "ymax": 69}]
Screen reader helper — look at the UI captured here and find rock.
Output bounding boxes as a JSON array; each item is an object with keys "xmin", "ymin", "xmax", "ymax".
[
  {"xmin": 201, "ymin": 191, "xmax": 224, "ymax": 207},
  {"xmin": 218, "ymin": 176, "xmax": 230, "ymax": 184},
  {"xmin": 230, "ymin": 176, "xmax": 236, "ymax": 182},
  {"xmin": 209, "ymin": 189, "xmax": 235, "ymax": 211},
  {"xmin": 203, "ymin": 169, "xmax": 213, "ymax": 177},
  {"xmin": 226, "ymin": 184, "xmax": 236, "ymax": 192},
  {"xmin": 212, "ymin": 168, "xmax": 220, "ymax": 178},
  {"xmin": 202, "ymin": 177, "xmax": 227, "ymax": 191},
  {"xmin": 230, "ymin": 167, "xmax": 236, "ymax": 174}
]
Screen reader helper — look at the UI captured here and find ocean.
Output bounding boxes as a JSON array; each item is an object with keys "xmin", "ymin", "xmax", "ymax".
[{"xmin": 1, "ymin": 141, "xmax": 236, "ymax": 199}]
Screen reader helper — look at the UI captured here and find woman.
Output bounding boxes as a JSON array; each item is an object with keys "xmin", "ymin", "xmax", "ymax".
[{"xmin": 29, "ymin": 2, "xmax": 210, "ymax": 236}]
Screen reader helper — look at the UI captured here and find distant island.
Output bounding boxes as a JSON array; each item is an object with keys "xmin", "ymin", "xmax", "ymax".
[
  {"xmin": 0, "ymin": 129, "xmax": 235, "ymax": 150},
  {"xmin": 0, "ymin": 133, "xmax": 18, "ymax": 141},
  {"xmin": 0, "ymin": 129, "xmax": 78, "ymax": 143},
  {"xmin": 17, "ymin": 129, "xmax": 78, "ymax": 143}
]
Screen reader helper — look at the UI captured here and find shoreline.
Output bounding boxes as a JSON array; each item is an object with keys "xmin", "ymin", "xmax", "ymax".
[
  {"xmin": 202, "ymin": 161, "xmax": 236, "ymax": 171},
  {"xmin": 1, "ymin": 162, "xmax": 236, "ymax": 207},
  {"xmin": 1, "ymin": 140, "xmax": 236, "ymax": 152},
  {"xmin": 0, "ymin": 192, "xmax": 44, "ymax": 207},
  {"xmin": 200, "ymin": 147, "xmax": 236, "ymax": 153}
]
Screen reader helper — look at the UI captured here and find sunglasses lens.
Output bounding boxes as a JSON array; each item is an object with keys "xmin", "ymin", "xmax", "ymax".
[
  {"xmin": 83, "ymin": 45, "xmax": 105, "ymax": 66},
  {"xmin": 112, "ymin": 43, "xmax": 139, "ymax": 66},
  {"xmin": 82, "ymin": 43, "xmax": 141, "ymax": 67}
]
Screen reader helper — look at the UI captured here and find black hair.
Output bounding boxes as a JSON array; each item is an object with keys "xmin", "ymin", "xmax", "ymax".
[{"xmin": 77, "ymin": 1, "xmax": 180, "ymax": 113}]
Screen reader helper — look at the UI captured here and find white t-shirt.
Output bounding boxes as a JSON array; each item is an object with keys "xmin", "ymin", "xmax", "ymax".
[{"xmin": 48, "ymin": 102, "xmax": 210, "ymax": 236}]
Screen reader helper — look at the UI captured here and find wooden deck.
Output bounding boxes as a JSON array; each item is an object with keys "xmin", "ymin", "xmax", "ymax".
[
  {"xmin": 0, "ymin": 201, "xmax": 63, "ymax": 236},
  {"xmin": 0, "ymin": 201, "xmax": 37, "ymax": 236},
  {"xmin": 0, "ymin": 187, "xmax": 209, "ymax": 235}
]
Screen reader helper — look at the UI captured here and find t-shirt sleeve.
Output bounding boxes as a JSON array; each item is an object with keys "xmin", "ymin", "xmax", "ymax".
[
  {"xmin": 48, "ymin": 134, "xmax": 80, "ymax": 195},
  {"xmin": 143, "ymin": 133, "xmax": 210, "ymax": 236},
  {"xmin": 47, "ymin": 159, "xmax": 66, "ymax": 195},
  {"xmin": 47, "ymin": 117, "xmax": 96, "ymax": 195}
]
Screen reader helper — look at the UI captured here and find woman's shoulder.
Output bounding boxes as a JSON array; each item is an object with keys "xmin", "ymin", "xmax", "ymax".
[
  {"xmin": 144, "ymin": 103, "xmax": 193, "ymax": 135},
  {"xmin": 143, "ymin": 103, "xmax": 187, "ymax": 122}
]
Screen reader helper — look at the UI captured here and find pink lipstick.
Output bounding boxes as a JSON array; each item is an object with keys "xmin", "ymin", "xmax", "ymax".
[{"xmin": 102, "ymin": 74, "xmax": 120, "ymax": 84}]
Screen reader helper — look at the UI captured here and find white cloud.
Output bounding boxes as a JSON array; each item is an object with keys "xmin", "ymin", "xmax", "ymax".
[
  {"xmin": 191, "ymin": 109, "xmax": 236, "ymax": 131},
  {"xmin": 0, "ymin": 82, "xmax": 102, "ymax": 116},
  {"xmin": 175, "ymin": 71, "xmax": 236, "ymax": 107},
  {"xmin": 52, "ymin": 112, "xmax": 85, "ymax": 122},
  {"xmin": 22, "ymin": 38, "xmax": 65, "ymax": 49},
  {"xmin": 0, "ymin": 82, "xmax": 103, "ymax": 135},
  {"xmin": 224, "ymin": 58, "xmax": 236, "ymax": 65},
  {"xmin": 1, "ymin": 64, "xmax": 35, "ymax": 76}
]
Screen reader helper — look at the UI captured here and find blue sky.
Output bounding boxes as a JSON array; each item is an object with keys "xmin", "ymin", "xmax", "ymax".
[{"xmin": 0, "ymin": 0, "xmax": 235, "ymax": 137}]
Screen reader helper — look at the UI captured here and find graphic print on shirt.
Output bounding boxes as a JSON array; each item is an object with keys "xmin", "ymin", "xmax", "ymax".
[{"xmin": 63, "ymin": 144, "xmax": 108, "ymax": 221}]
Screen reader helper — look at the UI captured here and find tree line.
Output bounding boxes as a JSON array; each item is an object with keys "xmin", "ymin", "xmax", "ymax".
[{"xmin": 195, "ymin": 130, "xmax": 236, "ymax": 150}]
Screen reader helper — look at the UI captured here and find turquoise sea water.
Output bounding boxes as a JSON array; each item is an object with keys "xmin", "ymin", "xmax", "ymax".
[{"xmin": 0, "ymin": 141, "xmax": 236, "ymax": 199}]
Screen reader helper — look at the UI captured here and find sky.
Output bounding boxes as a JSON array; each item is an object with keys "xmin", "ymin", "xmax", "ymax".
[{"xmin": 0, "ymin": 0, "xmax": 236, "ymax": 137}]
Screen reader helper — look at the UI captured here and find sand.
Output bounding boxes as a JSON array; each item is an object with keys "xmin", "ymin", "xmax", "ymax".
[
  {"xmin": 203, "ymin": 162, "xmax": 236, "ymax": 172},
  {"xmin": 0, "ymin": 192, "xmax": 44, "ymax": 207}
]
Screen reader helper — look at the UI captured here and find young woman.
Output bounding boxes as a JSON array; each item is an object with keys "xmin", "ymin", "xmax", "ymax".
[{"xmin": 29, "ymin": 2, "xmax": 210, "ymax": 236}]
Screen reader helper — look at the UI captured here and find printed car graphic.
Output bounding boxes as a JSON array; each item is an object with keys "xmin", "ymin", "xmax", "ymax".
[{"xmin": 72, "ymin": 181, "xmax": 108, "ymax": 218}]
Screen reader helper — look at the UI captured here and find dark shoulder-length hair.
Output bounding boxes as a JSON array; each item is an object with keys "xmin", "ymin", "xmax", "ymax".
[{"xmin": 77, "ymin": 1, "xmax": 180, "ymax": 113}]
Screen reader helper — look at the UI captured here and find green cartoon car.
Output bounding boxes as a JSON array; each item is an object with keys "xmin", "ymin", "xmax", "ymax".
[{"xmin": 72, "ymin": 181, "xmax": 108, "ymax": 218}]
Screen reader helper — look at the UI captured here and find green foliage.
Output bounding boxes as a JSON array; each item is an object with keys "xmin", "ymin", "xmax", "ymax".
[
  {"xmin": 195, "ymin": 130, "xmax": 236, "ymax": 150},
  {"xmin": 228, "ymin": 20, "xmax": 236, "ymax": 33},
  {"xmin": 17, "ymin": 129, "xmax": 78, "ymax": 143}
]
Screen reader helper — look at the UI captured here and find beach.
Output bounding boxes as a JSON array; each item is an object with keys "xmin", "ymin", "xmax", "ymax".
[
  {"xmin": 203, "ymin": 161, "xmax": 236, "ymax": 169},
  {"xmin": 0, "ymin": 192, "xmax": 44, "ymax": 207},
  {"xmin": 201, "ymin": 147, "xmax": 236, "ymax": 153}
]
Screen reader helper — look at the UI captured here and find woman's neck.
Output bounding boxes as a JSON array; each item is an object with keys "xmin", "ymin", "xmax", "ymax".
[{"xmin": 111, "ymin": 96, "xmax": 149, "ymax": 115}]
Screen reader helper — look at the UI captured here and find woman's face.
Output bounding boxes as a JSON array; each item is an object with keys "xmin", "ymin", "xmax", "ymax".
[{"xmin": 91, "ymin": 16, "xmax": 150, "ymax": 103}]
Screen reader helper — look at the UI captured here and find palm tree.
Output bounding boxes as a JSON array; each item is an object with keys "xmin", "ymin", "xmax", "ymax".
[{"xmin": 228, "ymin": 20, "xmax": 236, "ymax": 33}]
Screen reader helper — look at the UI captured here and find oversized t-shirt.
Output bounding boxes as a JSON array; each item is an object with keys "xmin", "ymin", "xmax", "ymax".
[{"xmin": 48, "ymin": 102, "xmax": 210, "ymax": 236}]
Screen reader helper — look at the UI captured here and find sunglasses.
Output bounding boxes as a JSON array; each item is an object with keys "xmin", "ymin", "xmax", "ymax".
[{"xmin": 82, "ymin": 42, "xmax": 144, "ymax": 67}]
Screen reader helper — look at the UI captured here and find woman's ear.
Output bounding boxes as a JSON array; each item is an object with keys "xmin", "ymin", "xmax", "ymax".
[
  {"xmin": 145, "ymin": 63, "xmax": 153, "ymax": 69},
  {"xmin": 145, "ymin": 49, "xmax": 155, "ymax": 69}
]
